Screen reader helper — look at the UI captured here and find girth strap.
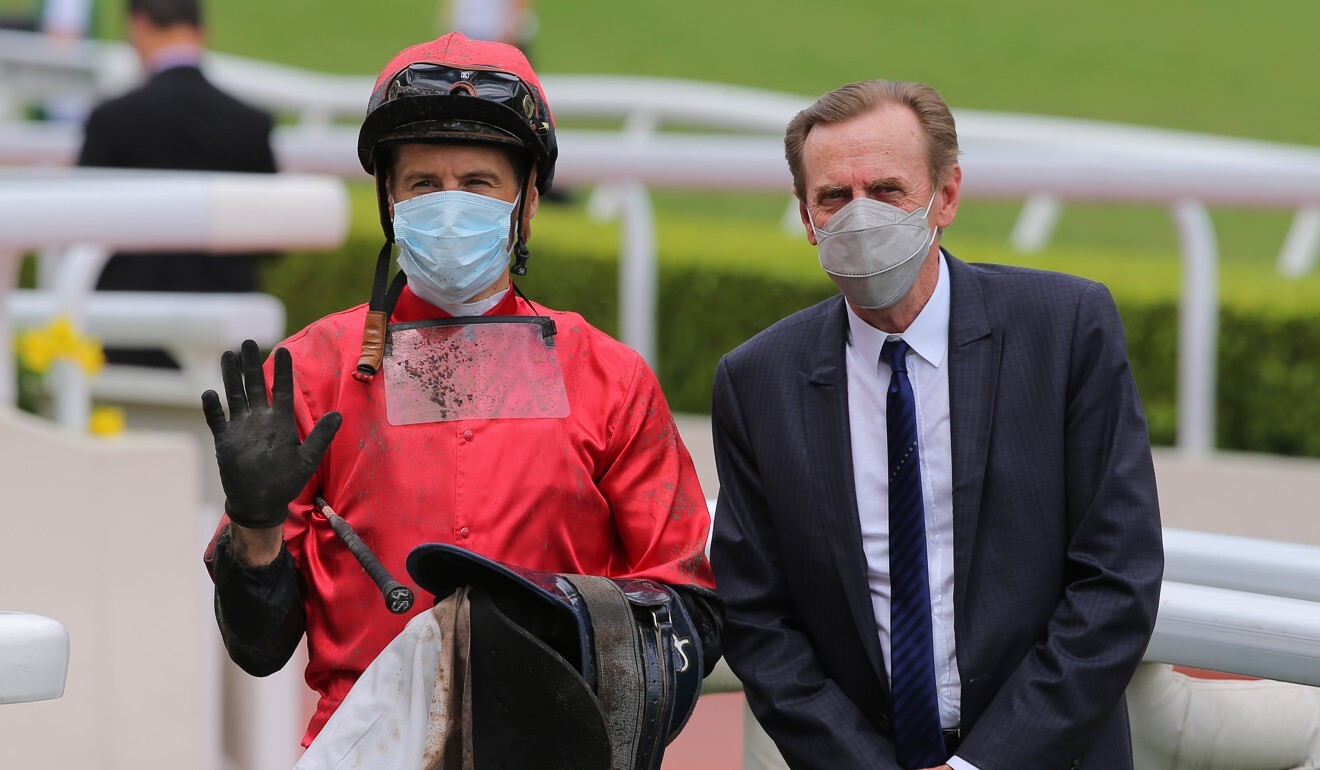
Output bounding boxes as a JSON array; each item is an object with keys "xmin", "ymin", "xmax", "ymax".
[{"xmin": 563, "ymin": 575, "xmax": 648, "ymax": 770}]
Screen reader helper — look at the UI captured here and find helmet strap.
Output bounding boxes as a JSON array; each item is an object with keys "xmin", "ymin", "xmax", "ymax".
[
  {"xmin": 354, "ymin": 156, "xmax": 409, "ymax": 383},
  {"xmin": 354, "ymin": 239, "xmax": 404, "ymax": 383},
  {"xmin": 373, "ymin": 168, "xmax": 394, "ymax": 245},
  {"xmin": 368, "ymin": 237, "xmax": 409, "ymax": 320},
  {"xmin": 510, "ymin": 173, "xmax": 533, "ymax": 276},
  {"xmin": 368, "ymin": 239, "xmax": 392, "ymax": 314}
]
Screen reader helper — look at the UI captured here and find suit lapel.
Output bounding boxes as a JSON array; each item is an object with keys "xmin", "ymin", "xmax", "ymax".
[
  {"xmin": 945, "ymin": 255, "xmax": 1000, "ymax": 615},
  {"xmin": 800, "ymin": 298, "xmax": 890, "ymax": 688}
]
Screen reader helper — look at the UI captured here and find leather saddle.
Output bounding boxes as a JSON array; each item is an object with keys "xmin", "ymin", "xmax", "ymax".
[{"xmin": 406, "ymin": 544, "xmax": 703, "ymax": 770}]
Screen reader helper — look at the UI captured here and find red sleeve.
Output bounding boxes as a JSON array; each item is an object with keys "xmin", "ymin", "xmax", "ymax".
[{"xmin": 596, "ymin": 355, "xmax": 716, "ymax": 590}]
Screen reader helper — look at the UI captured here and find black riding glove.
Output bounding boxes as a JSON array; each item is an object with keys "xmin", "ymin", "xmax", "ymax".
[{"xmin": 201, "ymin": 339, "xmax": 342, "ymax": 529}]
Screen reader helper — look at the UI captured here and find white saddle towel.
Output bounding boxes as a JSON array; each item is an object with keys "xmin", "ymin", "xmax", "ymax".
[{"xmin": 295, "ymin": 590, "xmax": 472, "ymax": 770}]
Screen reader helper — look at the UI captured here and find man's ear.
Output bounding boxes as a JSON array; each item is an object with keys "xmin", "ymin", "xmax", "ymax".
[
  {"xmin": 933, "ymin": 164, "xmax": 962, "ymax": 229},
  {"xmin": 126, "ymin": 11, "xmax": 151, "ymax": 54},
  {"xmin": 799, "ymin": 197, "xmax": 819, "ymax": 247}
]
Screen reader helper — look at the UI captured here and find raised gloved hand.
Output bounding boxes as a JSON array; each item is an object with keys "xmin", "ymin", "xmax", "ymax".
[{"xmin": 201, "ymin": 339, "xmax": 342, "ymax": 529}]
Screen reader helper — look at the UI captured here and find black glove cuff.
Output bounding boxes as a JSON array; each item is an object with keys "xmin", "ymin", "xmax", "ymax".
[
  {"xmin": 672, "ymin": 584, "xmax": 725, "ymax": 678},
  {"xmin": 224, "ymin": 500, "xmax": 290, "ymax": 530}
]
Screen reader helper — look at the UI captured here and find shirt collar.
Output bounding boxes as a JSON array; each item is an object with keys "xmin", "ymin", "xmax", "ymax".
[
  {"xmin": 146, "ymin": 44, "xmax": 202, "ymax": 74},
  {"xmin": 846, "ymin": 250, "xmax": 951, "ymax": 371}
]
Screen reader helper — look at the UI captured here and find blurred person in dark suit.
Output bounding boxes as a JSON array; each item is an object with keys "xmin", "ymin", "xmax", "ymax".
[
  {"xmin": 40, "ymin": 0, "xmax": 97, "ymax": 121},
  {"xmin": 710, "ymin": 79, "xmax": 1163, "ymax": 770},
  {"xmin": 78, "ymin": 0, "xmax": 276, "ymax": 366}
]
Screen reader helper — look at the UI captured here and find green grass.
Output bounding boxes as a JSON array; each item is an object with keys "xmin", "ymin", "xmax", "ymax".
[
  {"xmin": 167, "ymin": 1, "xmax": 1320, "ymax": 146},
  {"xmin": 63, "ymin": 0, "xmax": 1320, "ymax": 145}
]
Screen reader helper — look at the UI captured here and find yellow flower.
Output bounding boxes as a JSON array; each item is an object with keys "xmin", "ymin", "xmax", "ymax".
[
  {"xmin": 73, "ymin": 339, "xmax": 105, "ymax": 376},
  {"xmin": 88, "ymin": 405, "xmax": 126, "ymax": 437},
  {"xmin": 46, "ymin": 316, "xmax": 79, "ymax": 356},
  {"xmin": 14, "ymin": 315, "xmax": 105, "ymax": 378},
  {"xmin": 17, "ymin": 328, "xmax": 56, "ymax": 374}
]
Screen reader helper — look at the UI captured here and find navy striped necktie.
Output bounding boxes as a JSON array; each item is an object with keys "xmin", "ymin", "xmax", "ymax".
[{"xmin": 881, "ymin": 338, "xmax": 946, "ymax": 769}]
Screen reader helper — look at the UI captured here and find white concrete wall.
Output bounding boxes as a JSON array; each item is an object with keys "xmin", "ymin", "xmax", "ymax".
[
  {"xmin": 0, "ymin": 405, "xmax": 212, "ymax": 769},
  {"xmin": 1153, "ymin": 449, "xmax": 1320, "ymax": 545}
]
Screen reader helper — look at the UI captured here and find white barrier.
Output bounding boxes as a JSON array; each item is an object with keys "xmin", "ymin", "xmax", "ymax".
[
  {"xmin": 1147, "ymin": 581, "xmax": 1320, "ymax": 687},
  {"xmin": 0, "ymin": 611, "xmax": 68, "ymax": 704},
  {"xmin": 1163, "ymin": 527, "xmax": 1320, "ymax": 603},
  {"xmin": 9, "ymin": 290, "xmax": 286, "ymax": 406},
  {"xmin": 0, "ymin": 167, "xmax": 349, "ymax": 252},
  {"xmin": 0, "ymin": 167, "xmax": 347, "ymax": 425},
  {"xmin": 1150, "ymin": 531, "xmax": 1320, "ymax": 685},
  {"xmin": 703, "ymin": 526, "xmax": 1320, "ymax": 769},
  {"xmin": 697, "ymin": 523, "xmax": 1320, "ymax": 694},
  {"xmin": 0, "ymin": 406, "xmax": 206, "ymax": 769}
]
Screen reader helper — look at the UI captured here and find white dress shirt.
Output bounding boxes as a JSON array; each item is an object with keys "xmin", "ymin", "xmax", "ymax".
[{"xmin": 846, "ymin": 253, "xmax": 974, "ymax": 769}]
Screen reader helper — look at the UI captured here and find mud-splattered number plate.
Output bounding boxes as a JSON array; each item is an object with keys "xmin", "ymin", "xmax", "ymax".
[{"xmin": 383, "ymin": 318, "xmax": 569, "ymax": 424}]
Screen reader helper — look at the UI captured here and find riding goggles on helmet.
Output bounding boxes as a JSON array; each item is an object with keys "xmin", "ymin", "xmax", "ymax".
[
  {"xmin": 384, "ymin": 64, "xmax": 546, "ymax": 126},
  {"xmin": 359, "ymin": 60, "xmax": 556, "ymax": 191}
]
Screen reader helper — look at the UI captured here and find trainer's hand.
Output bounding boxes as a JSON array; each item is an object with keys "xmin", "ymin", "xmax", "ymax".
[{"xmin": 201, "ymin": 340, "xmax": 341, "ymax": 529}]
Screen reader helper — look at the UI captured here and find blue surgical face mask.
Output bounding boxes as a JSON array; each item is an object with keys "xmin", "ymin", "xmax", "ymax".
[{"xmin": 392, "ymin": 190, "xmax": 517, "ymax": 307}]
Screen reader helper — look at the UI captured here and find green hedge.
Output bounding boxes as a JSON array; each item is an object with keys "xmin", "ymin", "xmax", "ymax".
[{"xmin": 264, "ymin": 208, "xmax": 1320, "ymax": 458}]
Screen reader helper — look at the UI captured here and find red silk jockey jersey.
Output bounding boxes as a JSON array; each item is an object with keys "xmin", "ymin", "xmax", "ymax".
[{"xmin": 208, "ymin": 286, "xmax": 715, "ymax": 744}]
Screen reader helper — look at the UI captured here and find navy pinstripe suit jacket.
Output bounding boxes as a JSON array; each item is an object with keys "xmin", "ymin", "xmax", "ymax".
[{"xmin": 710, "ymin": 252, "xmax": 1163, "ymax": 769}]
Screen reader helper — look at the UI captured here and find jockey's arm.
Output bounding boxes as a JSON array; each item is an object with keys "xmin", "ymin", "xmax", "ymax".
[{"xmin": 207, "ymin": 523, "xmax": 306, "ymax": 677}]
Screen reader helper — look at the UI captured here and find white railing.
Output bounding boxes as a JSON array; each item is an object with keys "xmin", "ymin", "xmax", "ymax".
[
  {"xmin": 1147, "ymin": 581, "xmax": 1320, "ymax": 687},
  {"xmin": 700, "ymin": 523, "xmax": 1320, "ymax": 769},
  {"xmin": 698, "ymin": 521, "xmax": 1320, "ymax": 694},
  {"xmin": 0, "ymin": 167, "xmax": 348, "ymax": 427},
  {"xmin": 8, "ymin": 289, "xmax": 286, "ymax": 407},
  {"xmin": 1146, "ymin": 528, "xmax": 1320, "ymax": 685},
  {"xmin": 0, "ymin": 611, "xmax": 68, "ymax": 704}
]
